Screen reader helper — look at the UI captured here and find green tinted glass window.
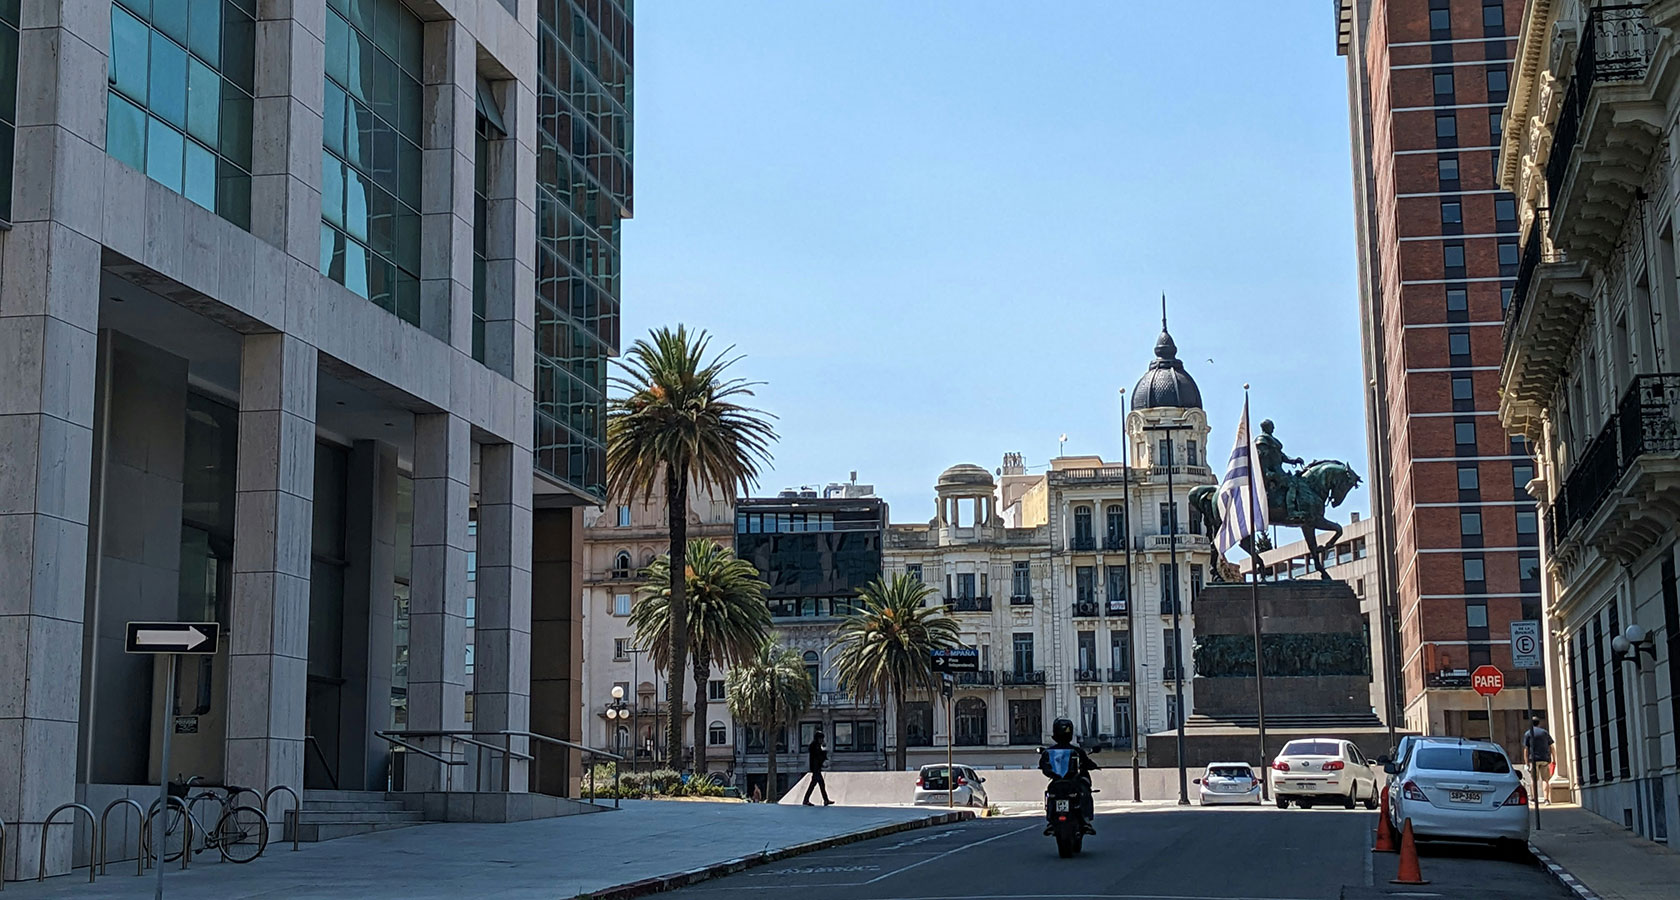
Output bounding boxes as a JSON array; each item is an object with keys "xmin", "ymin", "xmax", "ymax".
[
  {"xmin": 105, "ymin": 0, "xmax": 254, "ymax": 229},
  {"xmin": 319, "ymin": 0, "xmax": 423, "ymax": 326}
]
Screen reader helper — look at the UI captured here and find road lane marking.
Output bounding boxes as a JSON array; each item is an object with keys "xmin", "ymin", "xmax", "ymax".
[{"xmin": 861, "ymin": 823, "xmax": 1041, "ymax": 885}]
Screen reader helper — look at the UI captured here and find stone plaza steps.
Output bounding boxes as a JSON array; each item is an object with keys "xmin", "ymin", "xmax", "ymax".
[
  {"xmin": 292, "ymin": 790, "xmax": 424, "ymax": 842},
  {"xmin": 1183, "ymin": 712, "xmax": 1385, "ymax": 731}
]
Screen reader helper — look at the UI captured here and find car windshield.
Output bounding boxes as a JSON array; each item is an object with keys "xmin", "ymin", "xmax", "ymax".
[
  {"xmin": 1414, "ymin": 747, "xmax": 1511, "ymax": 774},
  {"xmin": 1281, "ymin": 741, "xmax": 1341, "ymax": 757},
  {"xmin": 1208, "ymin": 767, "xmax": 1252, "ymax": 779}
]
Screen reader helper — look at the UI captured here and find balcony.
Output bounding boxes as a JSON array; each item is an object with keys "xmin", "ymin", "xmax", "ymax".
[
  {"xmin": 1549, "ymin": 5, "xmax": 1664, "ymax": 270},
  {"xmin": 1138, "ymin": 533, "xmax": 1211, "ymax": 552},
  {"xmin": 1107, "ymin": 668, "xmax": 1131, "ymax": 684},
  {"xmin": 1105, "ymin": 597, "xmax": 1128, "ymax": 616},
  {"xmin": 1047, "ymin": 466, "xmax": 1130, "ymax": 485},
  {"xmin": 1500, "ymin": 223, "xmax": 1593, "ymax": 440},
  {"xmin": 1074, "ymin": 668, "xmax": 1102, "ymax": 683},
  {"xmin": 1009, "ymin": 594, "xmax": 1033, "ymax": 606},
  {"xmin": 1002, "ymin": 669, "xmax": 1046, "ymax": 686},
  {"xmin": 955, "ymin": 670, "xmax": 996, "ymax": 687},
  {"xmin": 947, "ymin": 595, "xmax": 993, "ymax": 613},
  {"xmin": 1161, "ymin": 666, "xmax": 1185, "ymax": 682},
  {"xmin": 1103, "ymin": 536, "xmax": 1128, "ymax": 551},
  {"xmin": 1553, "ymin": 374, "xmax": 1680, "ymax": 563},
  {"xmin": 1069, "ymin": 536, "xmax": 1097, "ymax": 552},
  {"xmin": 1072, "ymin": 600, "xmax": 1100, "ymax": 618}
]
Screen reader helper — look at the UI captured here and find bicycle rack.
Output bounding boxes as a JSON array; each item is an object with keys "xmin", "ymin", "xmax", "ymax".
[
  {"xmin": 37, "ymin": 803, "xmax": 98, "ymax": 884},
  {"xmin": 263, "ymin": 785, "xmax": 300, "ymax": 852},
  {"xmin": 98, "ymin": 798, "xmax": 147, "ymax": 877},
  {"xmin": 146, "ymin": 796, "xmax": 194, "ymax": 871},
  {"xmin": 227, "ymin": 787, "xmax": 265, "ymax": 811}
]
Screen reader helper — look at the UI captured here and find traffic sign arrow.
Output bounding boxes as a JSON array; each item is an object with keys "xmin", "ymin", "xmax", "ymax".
[{"xmin": 125, "ymin": 622, "xmax": 219, "ymax": 655}]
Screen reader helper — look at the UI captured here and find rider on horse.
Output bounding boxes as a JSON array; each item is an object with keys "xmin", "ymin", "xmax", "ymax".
[{"xmin": 1255, "ymin": 419, "xmax": 1306, "ymax": 520}]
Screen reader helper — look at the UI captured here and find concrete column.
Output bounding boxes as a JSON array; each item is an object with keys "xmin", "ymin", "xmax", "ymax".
[
  {"xmin": 419, "ymin": 20, "xmax": 477, "ymax": 344},
  {"xmin": 0, "ymin": 1, "xmax": 107, "ymax": 878},
  {"xmin": 473, "ymin": 443, "xmax": 534, "ymax": 790},
  {"xmin": 339, "ymin": 441, "xmax": 399, "ymax": 790},
  {"xmin": 531, "ymin": 507, "xmax": 584, "ymax": 795},
  {"xmin": 479, "ymin": 78, "xmax": 533, "ymax": 385},
  {"xmin": 249, "ymin": 0, "xmax": 326, "ymax": 263},
  {"xmin": 407, "ymin": 413, "xmax": 471, "ymax": 788},
  {"xmin": 225, "ymin": 333, "xmax": 317, "ymax": 797}
]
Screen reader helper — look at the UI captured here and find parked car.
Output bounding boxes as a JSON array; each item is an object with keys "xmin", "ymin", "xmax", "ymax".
[
  {"xmin": 913, "ymin": 764, "xmax": 989, "ymax": 807},
  {"xmin": 1377, "ymin": 735, "xmax": 1444, "ymax": 797},
  {"xmin": 1195, "ymin": 762, "xmax": 1263, "ymax": 806},
  {"xmin": 1271, "ymin": 738, "xmax": 1380, "ymax": 810},
  {"xmin": 1385, "ymin": 738, "xmax": 1529, "ymax": 847}
]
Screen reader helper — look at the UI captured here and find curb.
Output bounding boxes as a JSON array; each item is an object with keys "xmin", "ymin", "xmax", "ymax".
[
  {"xmin": 574, "ymin": 810, "xmax": 975, "ymax": 899},
  {"xmin": 1528, "ymin": 842, "xmax": 1605, "ymax": 900}
]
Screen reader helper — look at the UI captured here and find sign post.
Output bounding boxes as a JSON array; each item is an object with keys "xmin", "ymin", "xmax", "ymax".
[
  {"xmin": 126, "ymin": 622, "xmax": 219, "ymax": 900},
  {"xmin": 1509, "ymin": 620, "xmax": 1543, "ymax": 829},
  {"xmin": 1472, "ymin": 664, "xmax": 1504, "ymax": 746},
  {"xmin": 931, "ymin": 648, "xmax": 975, "ymax": 809}
]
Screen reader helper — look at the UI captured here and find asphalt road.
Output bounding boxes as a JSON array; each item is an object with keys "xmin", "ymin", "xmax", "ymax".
[{"xmin": 663, "ymin": 807, "xmax": 1573, "ymax": 900}]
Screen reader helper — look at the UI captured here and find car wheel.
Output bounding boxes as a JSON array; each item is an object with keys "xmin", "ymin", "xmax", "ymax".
[
  {"xmin": 1343, "ymin": 786, "xmax": 1357, "ymax": 810},
  {"xmin": 1276, "ymin": 797, "xmax": 1290, "ymax": 809},
  {"xmin": 1362, "ymin": 782, "xmax": 1378, "ymax": 810}
]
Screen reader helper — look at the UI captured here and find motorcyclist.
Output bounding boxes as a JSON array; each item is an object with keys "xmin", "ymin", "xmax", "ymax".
[{"xmin": 1039, "ymin": 717, "xmax": 1099, "ymax": 835}]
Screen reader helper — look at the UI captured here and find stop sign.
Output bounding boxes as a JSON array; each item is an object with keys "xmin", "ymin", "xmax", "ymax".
[{"xmin": 1472, "ymin": 665, "xmax": 1505, "ymax": 697}]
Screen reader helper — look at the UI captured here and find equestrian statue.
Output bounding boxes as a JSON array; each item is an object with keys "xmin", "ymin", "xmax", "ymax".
[{"xmin": 1189, "ymin": 419, "xmax": 1363, "ymax": 581}]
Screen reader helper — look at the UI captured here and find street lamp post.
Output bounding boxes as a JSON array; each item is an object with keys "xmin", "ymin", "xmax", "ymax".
[
  {"xmin": 1119, "ymin": 388, "xmax": 1141, "ymax": 803},
  {"xmin": 1144, "ymin": 421, "xmax": 1193, "ymax": 807},
  {"xmin": 606, "ymin": 685, "xmax": 630, "ymax": 794}
]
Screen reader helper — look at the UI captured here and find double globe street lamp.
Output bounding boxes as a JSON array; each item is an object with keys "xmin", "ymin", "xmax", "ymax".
[{"xmin": 606, "ymin": 685, "xmax": 631, "ymax": 762}]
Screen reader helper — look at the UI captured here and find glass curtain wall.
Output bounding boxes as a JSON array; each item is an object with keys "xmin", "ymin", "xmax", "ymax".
[{"xmin": 106, "ymin": 0, "xmax": 255, "ymax": 227}]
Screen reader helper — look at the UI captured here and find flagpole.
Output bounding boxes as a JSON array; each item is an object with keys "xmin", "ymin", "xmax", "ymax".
[
  {"xmin": 1246, "ymin": 386, "xmax": 1271, "ymax": 801},
  {"xmin": 1120, "ymin": 389, "xmax": 1140, "ymax": 803}
]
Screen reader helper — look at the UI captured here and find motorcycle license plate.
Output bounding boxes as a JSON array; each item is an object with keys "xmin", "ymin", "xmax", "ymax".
[
  {"xmin": 1055, "ymin": 800, "xmax": 1071, "ymax": 812},
  {"xmin": 1449, "ymin": 790, "xmax": 1482, "ymax": 803}
]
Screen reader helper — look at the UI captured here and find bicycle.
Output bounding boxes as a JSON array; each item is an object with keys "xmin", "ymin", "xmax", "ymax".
[{"xmin": 142, "ymin": 776, "xmax": 269, "ymax": 864}]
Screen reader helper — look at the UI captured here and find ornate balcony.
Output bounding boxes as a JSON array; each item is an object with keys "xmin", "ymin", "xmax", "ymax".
[
  {"xmin": 1549, "ymin": 5, "xmax": 1665, "ymax": 270},
  {"xmin": 1002, "ymin": 669, "xmax": 1046, "ymax": 686},
  {"xmin": 1139, "ymin": 533, "xmax": 1210, "ymax": 552},
  {"xmin": 1074, "ymin": 668, "xmax": 1102, "ymax": 683},
  {"xmin": 1551, "ymin": 374, "xmax": 1680, "ymax": 566},
  {"xmin": 955, "ymin": 670, "xmax": 996, "ymax": 686},
  {"xmin": 1009, "ymin": 594, "xmax": 1033, "ymax": 606},
  {"xmin": 1072, "ymin": 600, "xmax": 1100, "ymax": 618},
  {"xmin": 1107, "ymin": 668, "xmax": 1131, "ymax": 684},
  {"xmin": 1500, "ymin": 224, "xmax": 1593, "ymax": 440},
  {"xmin": 946, "ymin": 595, "xmax": 993, "ymax": 613},
  {"xmin": 1070, "ymin": 536, "xmax": 1097, "ymax": 551}
]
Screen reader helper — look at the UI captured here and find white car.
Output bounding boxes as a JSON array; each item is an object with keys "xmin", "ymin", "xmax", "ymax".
[
  {"xmin": 1386, "ymin": 738, "xmax": 1529, "ymax": 847},
  {"xmin": 1195, "ymin": 762, "xmax": 1263, "ymax": 805},
  {"xmin": 913, "ymin": 764, "xmax": 989, "ymax": 807},
  {"xmin": 1271, "ymin": 738, "xmax": 1380, "ymax": 810}
]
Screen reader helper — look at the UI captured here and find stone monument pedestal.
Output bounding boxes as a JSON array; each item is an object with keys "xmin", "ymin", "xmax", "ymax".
[{"xmin": 1148, "ymin": 580, "xmax": 1398, "ymax": 771}]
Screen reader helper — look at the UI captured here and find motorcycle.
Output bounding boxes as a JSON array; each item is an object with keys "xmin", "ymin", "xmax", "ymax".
[{"xmin": 1044, "ymin": 777, "xmax": 1096, "ymax": 857}]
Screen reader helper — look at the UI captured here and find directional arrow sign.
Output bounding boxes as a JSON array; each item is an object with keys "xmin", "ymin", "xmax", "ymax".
[
  {"xmin": 930, "ymin": 647, "xmax": 980, "ymax": 673},
  {"xmin": 125, "ymin": 621, "xmax": 219, "ymax": 655}
]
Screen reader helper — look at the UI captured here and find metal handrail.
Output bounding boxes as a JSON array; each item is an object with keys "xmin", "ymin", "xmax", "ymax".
[
  {"xmin": 37, "ymin": 803, "xmax": 97, "ymax": 884},
  {"xmin": 263, "ymin": 786, "xmax": 300, "ymax": 853},
  {"xmin": 374, "ymin": 731, "xmax": 466, "ymax": 792},
  {"xmin": 304, "ymin": 735, "xmax": 340, "ymax": 790},
  {"xmin": 98, "ymin": 798, "xmax": 146, "ymax": 876}
]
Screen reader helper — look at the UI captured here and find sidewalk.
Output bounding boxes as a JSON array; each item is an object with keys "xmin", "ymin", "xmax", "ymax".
[
  {"xmin": 3, "ymin": 800, "xmax": 971, "ymax": 899},
  {"xmin": 1528, "ymin": 804, "xmax": 1680, "ymax": 900}
]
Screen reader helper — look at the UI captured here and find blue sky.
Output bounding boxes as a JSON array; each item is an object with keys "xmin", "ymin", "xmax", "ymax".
[{"xmin": 620, "ymin": 2, "xmax": 1369, "ymax": 521}]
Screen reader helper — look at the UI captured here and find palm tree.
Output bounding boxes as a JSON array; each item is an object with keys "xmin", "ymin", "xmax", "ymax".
[
  {"xmin": 726, "ymin": 642, "xmax": 814, "ymax": 801},
  {"xmin": 608, "ymin": 325, "xmax": 776, "ymax": 767},
  {"xmin": 833, "ymin": 574, "xmax": 962, "ymax": 772},
  {"xmin": 631, "ymin": 539, "xmax": 772, "ymax": 773}
]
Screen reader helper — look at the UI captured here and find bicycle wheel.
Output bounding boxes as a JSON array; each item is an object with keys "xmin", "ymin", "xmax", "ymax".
[
  {"xmin": 216, "ymin": 805, "xmax": 269, "ymax": 863},
  {"xmin": 141, "ymin": 805, "xmax": 189, "ymax": 863}
]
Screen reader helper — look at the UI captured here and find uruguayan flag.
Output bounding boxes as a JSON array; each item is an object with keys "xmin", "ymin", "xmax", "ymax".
[{"xmin": 1216, "ymin": 401, "xmax": 1269, "ymax": 557}]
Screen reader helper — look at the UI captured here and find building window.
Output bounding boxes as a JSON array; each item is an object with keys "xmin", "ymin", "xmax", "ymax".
[
  {"xmin": 1512, "ymin": 460, "xmax": 1534, "ymax": 493},
  {"xmin": 105, "ymin": 0, "xmax": 256, "ymax": 229},
  {"xmin": 1160, "ymin": 563, "xmax": 1180, "ymax": 611},
  {"xmin": 1460, "ymin": 512, "xmax": 1483, "ymax": 536},
  {"xmin": 613, "ymin": 593, "xmax": 631, "ymax": 616},
  {"xmin": 1463, "ymin": 557, "xmax": 1486, "ymax": 583},
  {"xmin": 1452, "ymin": 376, "xmax": 1474, "ymax": 401},
  {"xmin": 1458, "ymin": 465, "xmax": 1479, "ymax": 490},
  {"xmin": 612, "ymin": 551, "xmax": 631, "ymax": 579},
  {"xmin": 1012, "ymin": 632, "xmax": 1035, "ymax": 673},
  {"xmin": 1466, "ymin": 604, "xmax": 1489, "ymax": 628},
  {"xmin": 1159, "ymin": 502, "xmax": 1179, "ymax": 533},
  {"xmin": 464, "ymin": 643, "xmax": 475, "ymax": 674},
  {"xmin": 1185, "ymin": 440, "xmax": 1198, "ymax": 466},
  {"xmin": 1498, "ymin": 241, "xmax": 1520, "ymax": 267},
  {"xmin": 1190, "ymin": 564, "xmax": 1203, "ymax": 602},
  {"xmin": 1483, "ymin": 3, "xmax": 1503, "ymax": 27},
  {"xmin": 1438, "ymin": 157, "xmax": 1460, "ymax": 184},
  {"xmin": 614, "ymin": 638, "xmax": 630, "ymax": 660},
  {"xmin": 1516, "ymin": 509, "xmax": 1538, "ymax": 535},
  {"xmin": 1487, "ymin": 67, "xmax": 1509, "ymax": 96},
  {"xmin": 1011, "ymin": 561, "xmax": 1029, "ymax": 598},
  {"xmin": 955, "ymin": 698, "xmax": 987, "ymax": 747},
  {"xmin": 907, "ymin": 563, "xmax": 923, "ymax": 583},
  {"xmin": 1489, "ymin": 111, "xmax": 1503, "ymax": 141},
  {"xmin": 1433, "ymin": 72, "xmax": 1454, "ymax": 97},
  {"xmin": 320, "ymin": 0, "xmax": 425, "ymax": 324},
  {"xmin": 1105, "ymin": 565, "xmax": 1128, "ymax": 608},
  {"xmin": 1113, "ymin": 697, "xmax": 1132, "ymax": 744},
  {"xmin": 617, "ymin": 506, "xmax": 631, "ymax": 527},
  {"xmin": 708, "ymin": 678, "xmax": 726, "ymax": 702},
  {"xmin": 472, "ymin": 100, "xmax": 504, "ymax": 365},
  {"xmin": 1073, "ymin": 505, "xmax": 1093, "ymax": 546},
  {"xmin": 0, "ymin": 0, "xmax": 16, "ymax": 225},
  {"xmin": 803, "ymin": 651, "xmax": 820, "ymax": 690},
  {"xmin": 1495, "ymin": 197, "xmax": 1517, "ymax": 224},
  {"xmin": 1430, "ymin": 8, "xmax": 1450, "ymax": 30},
  {"xmin": 1441, "ymin": 201, "xmax": 1462, "ymax": 225},
  {"xmin": 708, "ymin": 721, "xmax": 727, "ymax": 745},
  {"xmin": 1167, "ymin": 695, "xmax": 1181, "ymax": 729},
  {"xmin": 1076, "ymin": 566, "xmax": 1095, "ymax": 604},
  {"xmin": 1501, "ymin": 285, "xmax": 1514, "ymax": 309},
  {"xmin": 1436, "ymin": 114, "xmax": 1456, "ymax": 138},
  {"xmin": 1455, "ymin": 422, "xmax": 1477, "ymax": 446},
  {"xmin": 1008, "ymin": 699, "xmax": 1042, "ymax": 745},
  {"xmin": 1519, "ymin": 553, "xmax": 1541, "ymax": 584},
  {"xmin": 1105, "ymin": 504, "xmax": 1126, "ymax": 548},
  {"xmin": 1446, "ymin": 287, "xmax": 1468, "ymax": 311},
  {"xmin": 955, "ymin": 572, "xmax": 976, "ymax": 600},
  {"xmin": 1449, "ymin": 333, "xmax": 1471, "ymax": 356},
  {"xmin": 1443, "ymin": 244, "xmax": 1466, "ymax": 269}
]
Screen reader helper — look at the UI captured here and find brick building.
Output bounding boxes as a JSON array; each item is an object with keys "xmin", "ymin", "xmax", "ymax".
[{"xmin": 1335, "ymin": 0, "xmax": 1545, "ymax": 754}]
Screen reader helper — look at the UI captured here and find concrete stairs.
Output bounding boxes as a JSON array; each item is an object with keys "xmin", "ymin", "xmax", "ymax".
[
  {"xmin": 1183, "ymin": 712, "xmax": 1384, "ymax": 730},
  {"xmin": 292, "ymin": 790, "xmax": 425, "ymax": 842}
]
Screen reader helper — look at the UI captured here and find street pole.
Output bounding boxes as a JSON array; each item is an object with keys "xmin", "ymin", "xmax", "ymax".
[
  {"xmin": 1120, "ymin": 389, "xmax": 1141, "ymax": 803},
  {"xmin": 1244, "ymin": 391, "xmax": 1270, "ymax": 800},
  {"xmin": 1526, "ymin": 670, "xmax": 1541, "ymax": 830},
  {"xmin": 1146, "ymin": 421, "xmax": 1192, "ymax": 806},
  {"xmin": 947, "ymin": 678, "xmax": 955, "ymax": 809},
  {"xmin": 155, "ymin": 653, "xmax": 177, "ymax": 900},
  {"xmin": 631, "ymin": 649, "xmax": 639, "ymax": 773}
]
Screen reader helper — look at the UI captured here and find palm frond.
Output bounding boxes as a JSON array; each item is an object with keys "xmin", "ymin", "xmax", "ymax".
[
  {"xmin": 832, "ymin": 574, "xmax": 962, "ymax": 709},
  {"xmin": 628, "ymin": 540, "xmax": 772, "ymax": 672}
]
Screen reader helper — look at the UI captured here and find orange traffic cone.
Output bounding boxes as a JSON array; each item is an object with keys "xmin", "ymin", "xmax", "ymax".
[
  {"xmin": 1390, "ymin": 818, "xmax": 1429, "ymax": 885},
  {"xmin": 1373, "ymin": 787, "xmax": 1397, "ymax": 853}
]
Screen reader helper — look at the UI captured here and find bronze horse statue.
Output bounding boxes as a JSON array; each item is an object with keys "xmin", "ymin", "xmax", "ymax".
[{"xmin": 1189, "ymin": 459, "xmax": 1363, "ymax": 580}]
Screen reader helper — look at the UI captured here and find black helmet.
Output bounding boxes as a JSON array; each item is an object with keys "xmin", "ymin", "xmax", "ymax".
[{"xmin": 1052, "ymin": 718, "xmax": 1075, "ymax": 743}]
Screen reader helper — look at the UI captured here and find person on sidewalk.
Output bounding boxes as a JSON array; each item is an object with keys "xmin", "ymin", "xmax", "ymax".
[
  {"xmin": 803, "ymin": 727, "xmax": 834, "ymax": 806},
  {"xmin": 1523, "ymin": 716, "xmax": 1555, "ymax": 806}
]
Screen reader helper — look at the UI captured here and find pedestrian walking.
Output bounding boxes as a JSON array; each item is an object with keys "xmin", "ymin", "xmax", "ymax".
[
  {"xmin": 1522, "ymin": 716, "xmax": 1554, "ymax": 805},
  {"xmin": 803, "ymin": 727, "xmax": 834, "ymax": 806}
]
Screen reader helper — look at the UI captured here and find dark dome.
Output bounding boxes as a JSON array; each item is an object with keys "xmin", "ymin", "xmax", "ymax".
[
  {"xmin": 1131, "ymin": 314, "xmax": 1202, "ymax": 411},
  {"xmin": 937, "ymin": 463, "xmax": 995, "ymax": 489}
]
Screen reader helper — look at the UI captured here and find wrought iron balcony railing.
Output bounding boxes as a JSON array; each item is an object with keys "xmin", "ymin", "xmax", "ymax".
[
  {"xmin": 1074, "ymin": 668, "xmax": 1102, "ymax": 683},
  {"xmin": 1105, "ymin": 598, "xmax": 1128, "ymax": 616},
  {"xmin": 947, "ymin": 595, "xmax": 993, "ymax": 613},
  {"xmin": 1070, "ymin": 536, "xmax": 1097, "ymax": 551},
  {"xmin": 1072, "ymin": 600, "xmax": 1100, "ymax": 618},
  {"xmin": 1504, "ymin": 222, "xmax": 1547, "ymax": 356},
  {"xmin": 955, "ymin": 670, "xmax": 996, "ymax": 686},
  {"xmin": 1103, "ymin": 536, "xmax": 1128, "ymax": 551},
  {"xmin": 1009, "ymin": 593, "xmax": 1033, "ymax": 606},
  {"xmin": 1107, "ymin": 668, "xmax": 1131, "ymax": 684},
  {"xmin": 1003, "ymin": 669, "xmax": 1046, "ymax": 686},
  {"xmin": 1546, "ymin": 4, "xmax": 1657, "ymax": 211},
  {"xmin": 1552, "ymin": 373, "xmax": 1680, "ymax": 543}
]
